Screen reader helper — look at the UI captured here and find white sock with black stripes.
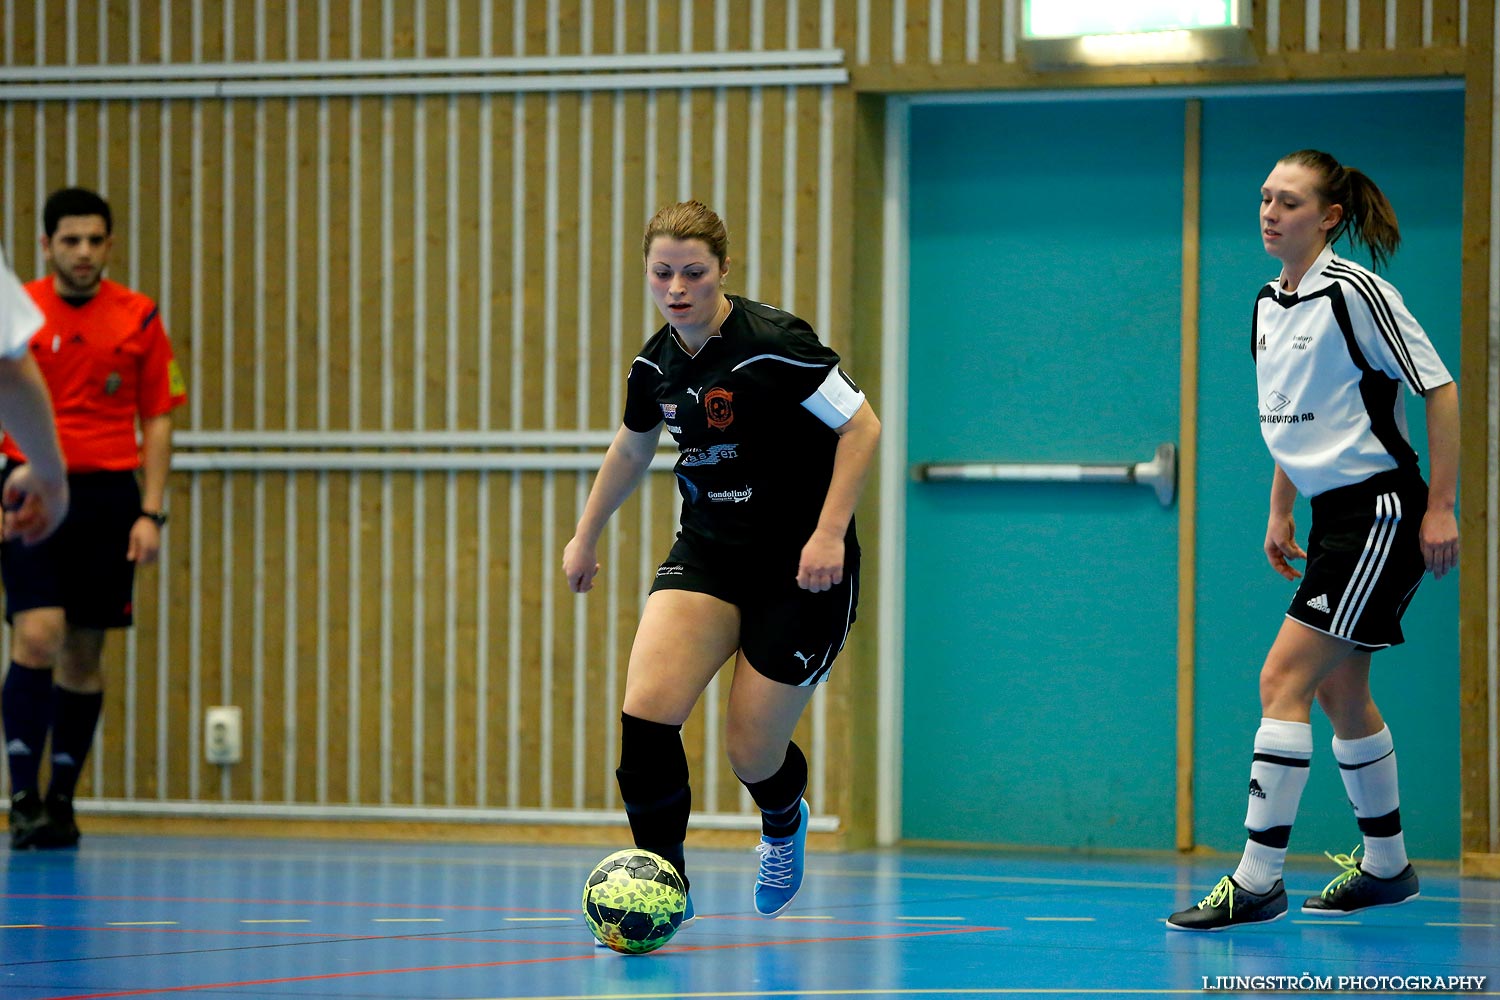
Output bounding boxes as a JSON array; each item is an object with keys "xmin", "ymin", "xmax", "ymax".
[
  {"xmin": 1332, "ymin": 726, "xmax": 1408, "ymax": 878},
  {"xmin": 1232, "ymin": 718, "xmax": 1313, "ymax": 894}
]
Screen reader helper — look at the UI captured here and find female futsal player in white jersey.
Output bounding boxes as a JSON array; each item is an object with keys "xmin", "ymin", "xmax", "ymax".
[
  {"xmin": 563, "ymin": 200, "xmax": 880, "ymax": 923},
  {"xmin": 1169, "ymin": 150, "xmax": 1459, "ymax": 931}
]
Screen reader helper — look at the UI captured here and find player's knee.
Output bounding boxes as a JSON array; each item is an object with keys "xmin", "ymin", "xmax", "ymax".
[
  {"xmin": 616, "ymin": 713, "xmax": 688, "ymax": 795},
  {"xmin": 724, "ymin": 728, "xmax": 781, "ymax": 784},
  {"xmin": 10, "ymin": 616, "xmax": 64, "ymax": 666},
  {"xmin": 1258, "ymin": 657, "xmax": 1316, "ymax": 712},
  {"xmin": 55, "ymin": 660, "xmax": 103, "ymax": 693},
  {"xmin": 1314, "ymin": 678, "xmax": 1374, "ymax": 729}
]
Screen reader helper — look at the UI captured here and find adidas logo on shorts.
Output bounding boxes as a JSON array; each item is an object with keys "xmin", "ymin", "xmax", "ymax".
[{"xmin": 1306, "ymin": 593, "xmax": 1332, "ymax": 614}]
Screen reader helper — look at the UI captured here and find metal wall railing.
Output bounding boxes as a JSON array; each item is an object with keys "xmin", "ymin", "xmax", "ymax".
[{"xmin": 0, "ymin": 1, "xmax": 848, "ymax": 832}]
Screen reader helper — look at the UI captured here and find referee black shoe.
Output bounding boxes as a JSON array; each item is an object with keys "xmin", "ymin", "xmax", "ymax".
[
  {"xmin": 1301, "ymin": 848, "xmax": 1418, "ymax": 915},
  {"xmin": 35, "ymin": 792, "xmax": 80, "ymax": 849},
  {"xmin": 1167, "ymin": 875, "xmax": 1287, "ymax": 931},
  {"xmin": 9, "ymin": 790, "xmax": 47, "ymax": 850}
]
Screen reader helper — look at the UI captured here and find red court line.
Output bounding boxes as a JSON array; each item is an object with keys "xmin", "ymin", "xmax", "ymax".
[
  {"xmin": 2, "ymin": 892, "xmax": 571, "ymax": 914},
  {"xmin": 38, "ymin": 924, "xmax": 1005, "ymax": 999},
  {"xmin": 671, "ymin": 925, "xmax": 1006, "ymax": 953},
  {"xmin": 707, "ymin": 913, "xmax": 1010, "ymax": 932},
  {"xmin": 6, "ymin": 894, "xmax": 984, "ymax": 932},
  {"xmin": 10, "ymin": 917, "xmax": 1004, "ymax": 949},
  {"xmin": 5, "ymin": 894, "xmax": 994, "ymax": 932},
  {"xmin": 40, "ymin": 952, "xmax": 603, "ymax": 1000},
  {"xmin": 9, "ymin": 923, "xmax": 605, "ymax": 947}
]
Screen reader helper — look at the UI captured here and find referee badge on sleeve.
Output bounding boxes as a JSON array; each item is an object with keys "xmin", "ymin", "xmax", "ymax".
[{"xmin": 167, "ymin": 359, "xmax": 187, "ymax": 396}]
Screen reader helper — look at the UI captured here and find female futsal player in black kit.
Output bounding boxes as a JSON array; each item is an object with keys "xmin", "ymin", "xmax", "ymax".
[{"xmin": 563, "ymin": 200, "xmax": 879, "ymax": 922}]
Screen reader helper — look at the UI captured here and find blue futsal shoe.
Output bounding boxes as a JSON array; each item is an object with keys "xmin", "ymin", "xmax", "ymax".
[{"xmin": 754, "ymin": 799, "xmax": 809, "ymax": 918}]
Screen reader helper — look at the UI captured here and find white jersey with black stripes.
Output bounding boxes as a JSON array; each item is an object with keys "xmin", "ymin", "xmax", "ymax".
[
  {"xmin": 1250, "ymin": 245, "xmax": 1452, "ymax": 498},
  {"xmin": 0, "ymin": 240, "xmax": 43, "ymax": 360}
]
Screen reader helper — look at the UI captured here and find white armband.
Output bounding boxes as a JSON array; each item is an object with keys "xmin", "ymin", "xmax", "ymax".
[{"xmin": 800, "ymin": 365, "xmax": 865, "ymax": 429}]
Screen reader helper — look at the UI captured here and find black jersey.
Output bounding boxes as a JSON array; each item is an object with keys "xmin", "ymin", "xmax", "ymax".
[{"xmin": 623, "ymin": 295, "xmax": 860, "ymax": 554}]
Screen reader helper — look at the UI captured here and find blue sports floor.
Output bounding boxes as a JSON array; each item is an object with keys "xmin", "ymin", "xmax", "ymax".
[{"xmin": 2, "ymin": 835, "xmax": 1497, "ymax": 998}]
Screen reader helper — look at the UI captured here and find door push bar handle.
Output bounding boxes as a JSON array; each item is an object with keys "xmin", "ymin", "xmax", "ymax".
[{"xmin": 910, "ymin": 442, "xmax": 1177, "ymax": 508}]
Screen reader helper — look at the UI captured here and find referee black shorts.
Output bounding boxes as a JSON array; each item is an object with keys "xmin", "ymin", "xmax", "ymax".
[
  {"xmin": 649, "ymin": 532, "xmax": 860, "ymax": 687},
  {"xmin": 1287, "ymin": 467, "xmax": 1429, "ymax": 652},
  {"xmin": 1, "ymin": 466, "xmax": 142, "ymax": 629}
]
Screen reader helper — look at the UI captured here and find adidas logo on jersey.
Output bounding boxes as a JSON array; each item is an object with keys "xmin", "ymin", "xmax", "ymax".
[
  {"xmin": 5, "ymin": 738, "xmax": 30, "ymax": 756},
  {"xmin": 1306, "ymin": 593, "xmax": 1332, "ymax": 614},
  {"xmin": 1248, "ymin": 778, "xmax": 1267, "ymax": 799}
]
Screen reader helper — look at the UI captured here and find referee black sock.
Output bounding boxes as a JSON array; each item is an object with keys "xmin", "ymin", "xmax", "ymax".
[
  {"xmin": 2, "ymin": 663, "xmax": 53, "ymax": 795},
  {"xmin": 739, "ymin": 741, "xmax": 808, "ymax": 839},
  {"xmin": 615, "ymin": 712, "xmax": 692, "ymax": 891},
  {"xmin": 47, "ymin": 686, "xmax": 104, "ymax": 800}
]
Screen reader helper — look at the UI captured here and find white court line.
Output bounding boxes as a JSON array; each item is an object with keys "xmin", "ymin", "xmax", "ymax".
[
  {"xmin": 1025, "ymin": 916, "xmax": 1095, "ymax": 922},
  {"xmin": 240, "ymin": 919, "xmax": 311, "ymax": 924},
  {"xmin": 1292, "ymin": 919, "xmax": 1362, "ymax": 925},
  {"xmin": 1427, "ymin": 921, "xmax": 1496, "ymax": 927}
]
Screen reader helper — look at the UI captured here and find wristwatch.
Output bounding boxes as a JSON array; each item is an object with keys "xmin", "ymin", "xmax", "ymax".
[{"xmin": 140, "ymin": 509, "xmax": 168, "ymax": 527}]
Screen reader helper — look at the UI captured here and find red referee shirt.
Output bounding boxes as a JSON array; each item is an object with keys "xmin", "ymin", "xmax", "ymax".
[{"xmin": 1, "ymin": 277, "xmax": 187, "ymax": 472}]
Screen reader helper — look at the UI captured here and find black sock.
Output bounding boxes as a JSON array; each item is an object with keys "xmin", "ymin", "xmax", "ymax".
[
  {"xmin": 740, "ymin": 741, "xmax": 808, "ymax": 838},
  {"xmin": 615, "ymin": 713, "xmax": 692, "ymax": 891},
  {"xmin": 2, "ymin": 663, "xmax": 54, "ymax": 795},
  {"xmin": 46, "ymin": 687, "xmax": 103, "ymax": 799}
]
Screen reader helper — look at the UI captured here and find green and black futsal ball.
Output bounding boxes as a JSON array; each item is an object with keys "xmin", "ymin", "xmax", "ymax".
[{"xmin": 582, "ymin": 849, "xmax": 687, "ymax": 954}]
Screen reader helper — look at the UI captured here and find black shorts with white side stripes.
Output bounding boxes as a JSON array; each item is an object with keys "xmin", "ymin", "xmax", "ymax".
[
  {"xmin": 1289, "ymin": 467, "xmax": 1429, "ymax": 652},
  {"xmin": 649, "ymin": 531, "xmax": 860, "ymax": 687}
]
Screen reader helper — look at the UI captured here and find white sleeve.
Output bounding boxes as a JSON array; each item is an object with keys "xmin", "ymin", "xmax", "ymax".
[
  {"xmin": 0, "ymin": 243, "xmax": 42, "ymax": 361},
  {"xmin": 1342, "ymin": 269, "xmax": 1452, "ymax": 396},
  {"xmin": 800, "ymin": 365, "xmax": 866, "ymax": 429}
]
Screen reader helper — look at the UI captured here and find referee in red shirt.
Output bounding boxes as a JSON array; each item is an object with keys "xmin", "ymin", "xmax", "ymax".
[{"xmin": 2, "ymin": 188, "xmax": 186, "ymax": 850}]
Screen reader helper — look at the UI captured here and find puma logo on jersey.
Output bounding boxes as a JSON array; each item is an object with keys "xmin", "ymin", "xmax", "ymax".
[
  {"xmin": 1306, "ymin": 593, "xmax": 1331, "ymax": 614},
  {"xmin": 792, "ymin": 651, "xmax": 816, "ymax": 668},
  {"xmin": 686, "ymin": 387, "xmax": 703, "ymax": 402}
]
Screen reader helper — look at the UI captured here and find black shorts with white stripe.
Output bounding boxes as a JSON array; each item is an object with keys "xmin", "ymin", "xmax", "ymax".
[
  {"xmin": 1289, "ymin": 467, "xmax": 1429, "ymax": 651},
  {"xmin": 649, "ymin": 531, "xmax": 860, "ymax": 687}
]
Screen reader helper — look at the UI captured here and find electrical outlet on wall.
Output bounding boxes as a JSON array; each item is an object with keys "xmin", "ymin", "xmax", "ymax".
[{"xmin": 204, "ymin": 706, "xmax": 242, "ymax": 765}]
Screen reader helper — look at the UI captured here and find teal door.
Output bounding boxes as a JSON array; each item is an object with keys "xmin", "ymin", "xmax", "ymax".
[
  {"xmin": 903, "ymin": 100, "xmax": 1185, "ymax": 849},
  {"xmin": 901, "ymin": 87, "xmax": 1463, "ymax": 857}
]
